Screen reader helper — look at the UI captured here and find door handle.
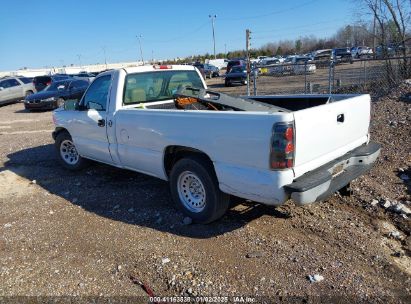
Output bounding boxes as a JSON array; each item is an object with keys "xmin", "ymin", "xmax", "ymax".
[
  {"xmin": 337, "ymin": 114, "xmax": 345, "ymax": 123},
  {"xmin": 107, "ymin": 120, "xmax": 113, "ymax": 127},
  {"xmin": 97, "ymin": 119, "xmax": 105, "ymax": 127}
]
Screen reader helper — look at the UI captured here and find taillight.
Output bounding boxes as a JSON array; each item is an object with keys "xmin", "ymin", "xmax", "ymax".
[
  {"xmin": 46, "ymin": 81, "xmax": 51, "ymax": 86},
  {"xmin": 270, "ymin": 122, "xmax": 295, "ymax": 170}
]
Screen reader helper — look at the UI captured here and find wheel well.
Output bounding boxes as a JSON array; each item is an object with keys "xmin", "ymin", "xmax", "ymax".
[
  {"xmin": 53, "ymin": 127, "xmax": 69, "ymax": 140},
  {"xmin": 163, "ymin": 146, "xmax": 214, "ymax": 178}
]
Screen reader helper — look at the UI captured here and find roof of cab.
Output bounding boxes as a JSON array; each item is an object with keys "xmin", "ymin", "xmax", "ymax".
[{"xmin": 124, "ymin": 65, "xmax": 196, "ymax": 74}]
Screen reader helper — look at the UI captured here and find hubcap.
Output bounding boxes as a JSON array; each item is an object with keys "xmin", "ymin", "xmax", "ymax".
[
  {"xmin": 177, "ymin": 171, "xmax": 206, "ymax": 213},
  {"xmin": 60, "ymin": 139, "xmax": 79, "ymax": 165}
]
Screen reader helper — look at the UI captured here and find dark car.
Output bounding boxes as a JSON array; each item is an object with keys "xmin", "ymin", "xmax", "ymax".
[
  {"xmin": 192, "ymin": 63, "xmax": 207, "ymax": 79},
  {"xmin": 226, "ymin": 59, "xmax": 245, "ymax": 73},
  {"xmin": 32, "ymin": 75, "xmax": 72, "ymax": 92},
  {"xmin": 193, "ymin": 63, "xmax": 220, "ymax": 79},
  {"xmin": 205, "ymin": 64, "xmax": 219, "ymax": 78},
  {"xmin": 24, "ymin": 79, "xmax": 89, "ymax": 111},
  {"xmin": 332, "ymin": 48, "xmax": 352, "ymax": 62},
  {"xmin": 224, "ymin": 65, "xmax": 247, "ymax": 86}
]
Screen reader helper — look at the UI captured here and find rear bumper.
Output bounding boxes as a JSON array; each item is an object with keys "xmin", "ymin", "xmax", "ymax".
[{"xmin": 284, "ymin": 141, "xmax": 381, "ymax": 205}]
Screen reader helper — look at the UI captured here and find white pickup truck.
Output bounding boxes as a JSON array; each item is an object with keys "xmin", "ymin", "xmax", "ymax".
[{"xmin": 52, "ymin": 65, "xmax": 381, "ymax": 223}]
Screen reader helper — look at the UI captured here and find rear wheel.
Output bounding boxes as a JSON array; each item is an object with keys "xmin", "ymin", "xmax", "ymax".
[
  {"xmin": 55, "ymin": 131, "xmax": 88, "ymax": 171},
  {"xmin": 169, "ymin": 155, "xmax": 230, "ymax": 224},
  {"xmin": 25, "ymin": 90, "xmax": 33, "ymax": 98}
]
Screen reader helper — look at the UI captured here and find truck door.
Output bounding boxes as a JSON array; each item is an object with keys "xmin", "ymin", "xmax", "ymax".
[{"xmin": 70, "ymin": 75, "xmax": 113, "ymax": 164}]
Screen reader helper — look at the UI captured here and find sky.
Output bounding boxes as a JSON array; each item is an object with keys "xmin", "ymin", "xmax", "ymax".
[{"xmin": 0, "ymin": 0, "xmax": 357, "ymax": 71}]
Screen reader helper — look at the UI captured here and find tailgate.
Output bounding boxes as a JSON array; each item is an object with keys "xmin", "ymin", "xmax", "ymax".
[{"xmin": 293, "ymin": 95, "xmax": 370, "ymax": 178}]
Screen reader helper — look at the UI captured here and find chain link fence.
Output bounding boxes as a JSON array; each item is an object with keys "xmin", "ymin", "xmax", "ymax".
[{"xmin": 251, "ymin": 56, "xmax": 411, "ymax": 96}]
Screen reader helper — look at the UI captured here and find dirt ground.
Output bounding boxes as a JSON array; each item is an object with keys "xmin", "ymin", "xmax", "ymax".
[{"xmin": 0, "ymin": 79, "xmax": 410, "ymax": 303}]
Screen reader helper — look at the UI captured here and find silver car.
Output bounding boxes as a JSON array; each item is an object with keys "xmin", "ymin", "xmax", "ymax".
[{"xmin": 0, "ymin": 77, "xmax": 36, "ymax": 105}]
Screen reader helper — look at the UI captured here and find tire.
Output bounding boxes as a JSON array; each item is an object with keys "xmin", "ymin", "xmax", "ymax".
[
  {"xmin": 169, "ymin": 155, "xmax": 230, "ymax": 224},
  {"xmin": 25, "ymin": 90, "xmax": 33, "ymax": 98},
  {"xmin": 55, "ymin": 131, "xmax": 88, "ymax": 171},
  {"xmin": 225, "ymin": 81, "xmax": 231, "ymax": 87},
  {"xmin": 55, "ymin": 98, "xmax": 65, "ymax": 109}
]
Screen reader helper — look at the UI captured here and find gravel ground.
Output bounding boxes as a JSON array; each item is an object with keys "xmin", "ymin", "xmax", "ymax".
[{"xmin": 0, "ymin": 80, "xmax": 410, "ymax": 303}]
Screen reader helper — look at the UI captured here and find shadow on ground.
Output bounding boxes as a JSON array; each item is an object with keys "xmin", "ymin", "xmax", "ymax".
[{"xmin": 2, "ymin": 144, "xmax": 290, "ymax": 239}]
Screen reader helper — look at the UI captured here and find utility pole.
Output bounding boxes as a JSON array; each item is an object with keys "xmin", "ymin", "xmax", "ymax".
[
  {"xmin": 151, "ymin": 50, "xmax": 154, "ymax": 63},
  {"xmin": 372, "ymin": 0, "xmax": 377, "ymax": 51},
  {"xmin": 246, "ymin": 29, "xmax": 251, "ymax": 96},
  {"xmin": 224, "ymin": 43, "xmax": 227, "ymax": 56},
  {"xmin": 209, "ymin": 15, "xmax": 217, "ymax": 59},
  {"xmin": 136, "ymin": 35, "xmax": 144, "ymax": 65},
  {"xmin": 102, "ymin": 46, "xmax": 108, "ymax": 70}
]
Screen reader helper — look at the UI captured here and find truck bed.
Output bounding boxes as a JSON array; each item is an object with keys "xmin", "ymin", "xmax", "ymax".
[{"xmin": 142, "ymin": 88, "xmax": 361, "ymax": 113}]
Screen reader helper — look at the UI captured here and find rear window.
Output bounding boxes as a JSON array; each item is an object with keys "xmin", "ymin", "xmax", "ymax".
[
  {"xmin": 54, "ymin": 76, "xmax": 69, "ymax": 81},
  {"xmin": 34, "ymin": 76, "xmax": 51, "ymax": 84},
  {"xmin": 231, "ymin": 66, "xmax": 244, "ymax": 73},
  {"xmin": 18, "ymin": 77, "xmax": 32, "ymax": 84},
  {"xmin": 228, "ymin": 61, "xmax": 241, "ymax": 67},
  {"xmin": 123, "ymin": 70, "xmax": 204, "ymax": 105}
]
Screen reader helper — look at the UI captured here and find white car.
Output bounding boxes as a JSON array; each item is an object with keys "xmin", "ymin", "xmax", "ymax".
[
  {"xmin": 351, "ymin": 46, "xmax": 373, "ymax": 58},
  {"xmin": 0, "ymin": 77, "xmax": 36, "ymax": 105},
  {"xmin": 52, "ymin": 65, "xmax": 380, "ymax": 223}
]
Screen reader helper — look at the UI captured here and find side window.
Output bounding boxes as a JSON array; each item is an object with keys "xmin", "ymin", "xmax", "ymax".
[
  {"xmin": 3, "ymin": 79, "xmax": 20, "ymax": 88},
  {"xmin": 9, "ymin": 79, "xmax": 20, "ymax": 87},
  {"xmin": 70, "ymin": 80, "xmax": 87, "ymax": 89},
  {"xmin": 81, "ymin": 75, "xmax": 111, "ymax": 111},
  {"xmin": 0, "ymin": 80, "xmax": 8, "ymax": 88}
]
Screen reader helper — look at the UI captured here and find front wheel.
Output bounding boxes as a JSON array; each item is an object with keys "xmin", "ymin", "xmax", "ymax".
[
  {"xmin": 55, "ymin": 131, "xmax": 88, "ymax": 170},
  {"xmin": 169, "ymin": 155, "xmax": 230, "ymax": 224}
]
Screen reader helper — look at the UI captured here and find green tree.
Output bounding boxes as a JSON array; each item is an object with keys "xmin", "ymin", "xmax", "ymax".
[{"xmin": 295, "ymin": 39, "xmax": 302, "ymax": 52}]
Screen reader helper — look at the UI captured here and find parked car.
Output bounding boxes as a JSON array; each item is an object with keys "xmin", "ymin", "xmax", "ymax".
[
  {"xmin": 72, "ymin": 72, "xmax": 96, "ymax": 82},
  {"xmin": 375, "ymin": 44, "xmax": 405, "ymax": 58},
  {"xmin": 268, "ymin": 57, "xmax": 316, "ymax": 76},
  {"xmin": 224, "ymin": 65, "xmax": 247, "ymax": 86},
  {"xmin": 332, "ymin": 48, "xmax": 352, "ymax": 62},
  {"xmin": 193, "ymin": 63, "xmax": 219, "ymax": 79},
  {"xmin": 260, "ymin": 58, "xmax": 281, "ymax": 66},
  {"xmin": 311, "ymin": 49, "xmax": 332, "ymax": 61},
  {"xmin": 192, "ymin": 63, "xmax": 206, "ymax": 79},
  {"xmin": 0, "ymin": 77, "xmax": 36, "ymax": 106},
  {"xmin": 226, "ymin": 59, "xmax": 246, "ymax": 73},
  {"xmin": 52, "ymin": 65, "xmax": 380, "ymax": 223},
  {"xmin": 24, "ymin": 79, "xmax": 89, "ymax": 111},
  {"xmin": 32, "ymin": 75, "xmax": 72, "ymax": 92},
  {"xmin": 204, "ymin": 64, "xmax": 220, "ymax": 78},
  {"xmin": 351, "ymin": 46, "xmax": 373, "ymax": 58}
]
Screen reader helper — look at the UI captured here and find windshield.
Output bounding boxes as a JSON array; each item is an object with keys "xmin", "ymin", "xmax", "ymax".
[{"xmin": 45, "ymin": 81, "xmax": 68, "ymax": 91}]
